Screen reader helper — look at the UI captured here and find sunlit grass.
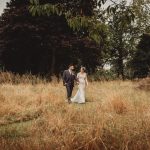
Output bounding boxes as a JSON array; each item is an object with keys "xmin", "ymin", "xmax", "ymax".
[{"xmin": 0, "ymin": 73, "xmax": 150, "ymax": 150}]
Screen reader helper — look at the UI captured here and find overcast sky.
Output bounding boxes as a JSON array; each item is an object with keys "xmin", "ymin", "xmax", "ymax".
[
  {"xmin": 0, "ymin": 0, "xmax": 9, "ymax": 14},
  {"xmin": 0, "ymin": 0, "xmax": 132, "ymax": 15}
]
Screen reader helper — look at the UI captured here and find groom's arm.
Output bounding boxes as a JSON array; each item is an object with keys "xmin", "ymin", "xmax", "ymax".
[{"xmin": 74, "ymin": 73, "xmax": 79, "ymax": 83}]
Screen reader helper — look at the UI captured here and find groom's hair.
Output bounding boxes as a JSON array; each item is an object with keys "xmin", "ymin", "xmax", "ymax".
[{"xmin": 68, "ymin": 63, "xmax": 74, "ymax": 67}]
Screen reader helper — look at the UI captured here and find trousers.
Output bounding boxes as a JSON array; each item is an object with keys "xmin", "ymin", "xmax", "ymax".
[{"xmin": 66, "ymin": 84, "xmax": 73, "ymax": 99}]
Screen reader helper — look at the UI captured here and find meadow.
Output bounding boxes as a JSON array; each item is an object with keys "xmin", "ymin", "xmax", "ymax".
[{"xmin": 0, "ymin": 72, "xmax": 150, "ymax": 150}]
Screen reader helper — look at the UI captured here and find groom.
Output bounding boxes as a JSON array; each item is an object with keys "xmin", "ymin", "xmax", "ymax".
[{"xmin": 63, "ymin": 64, "xmax": 76, "ymax": 103}]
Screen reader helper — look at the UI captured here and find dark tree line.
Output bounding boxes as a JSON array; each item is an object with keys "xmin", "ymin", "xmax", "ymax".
[
  {"xmin": 130, "ymin": 34, "xmax": 150, "ymax": 78},
  {"xmin": 0, "ymin": 0, "xmax": 149, "ymax": 79},
  {"xmin": 0, "ymin": 0, "xmax": 106, "ymax": 77}
]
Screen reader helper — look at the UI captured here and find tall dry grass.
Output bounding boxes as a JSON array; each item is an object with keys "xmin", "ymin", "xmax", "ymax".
[{"xmin": 0, "ymin": 72, "xmax": 150, "ymax": 150}]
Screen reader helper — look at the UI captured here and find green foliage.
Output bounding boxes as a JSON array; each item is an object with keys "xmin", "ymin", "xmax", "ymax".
[
  {"xmin": 28, "ymin": 0, "xmax": 108, "ymax": 44},
  {"xmin": 0, "ymin": 0, "xmax": 104, "ymax": 76},
  {"xmin": 0, "ymin": 0, "xmax": 150, "ymax": 79},
  {"xmin": 130, "ymin": 34, "xmax": 150, "ymax": 78},
  {"xmin": 132, "ymin": 0, "xmax": 150, "ymax": 34},
  {"xmin": 67, "ymin": 16, "xmax": 108, "ymax": 44},
  {"xmin": 106, "ymin": 1, "xmax": 135, "ymax": 79},
  {"xmin": 29, "ymin": 3, "xmax": 63, "ymax": 16},
  {"xmin": 91, "ymin": 69, "xmax": 117, "ymax": 81}
]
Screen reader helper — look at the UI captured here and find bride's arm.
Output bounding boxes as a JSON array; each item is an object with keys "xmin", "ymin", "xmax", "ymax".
[
  {"xmin": 85, "ymin": 73, "xmax": 88, "ymax": 86},
  {"xmin": 76, "ymin": 73, "xmax": 80, "ymax": 84}
]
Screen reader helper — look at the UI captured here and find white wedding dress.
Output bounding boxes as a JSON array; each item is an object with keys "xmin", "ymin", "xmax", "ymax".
[{"xmin": 71, "ymin": 73, "xmax": 88, "ymax": 104}]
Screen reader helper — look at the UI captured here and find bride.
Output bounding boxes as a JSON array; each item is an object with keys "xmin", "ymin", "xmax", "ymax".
[{"xmin": 71, "ymin": 67, "xmax": 88, "ymax": 104}]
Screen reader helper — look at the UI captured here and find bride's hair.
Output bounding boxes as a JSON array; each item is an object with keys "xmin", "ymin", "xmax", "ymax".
[{"xmin": 81, "ymin": 66, "xmax": 86, "ymax": 72}]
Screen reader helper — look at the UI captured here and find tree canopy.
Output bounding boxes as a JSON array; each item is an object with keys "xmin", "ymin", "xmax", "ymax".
[
  {"xmin": 0, "ymin": 0, "xmax": 149, "ymax": 79},
  {"xmin": 0, "ymin": 0, "xmax": 106, "ymax": 76}
]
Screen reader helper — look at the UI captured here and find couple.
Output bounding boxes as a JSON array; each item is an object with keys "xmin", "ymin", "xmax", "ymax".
[{"xmin": 63, "ymin": 64, "xmax": 88, "ymax": 104}]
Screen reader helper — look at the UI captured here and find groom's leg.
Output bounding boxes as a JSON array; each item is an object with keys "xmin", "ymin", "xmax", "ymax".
[
  {"xmin": 70, "ymin": 86, "xmax": 73, "ymax": 98},
  {"xmin": 66, "ymin": 85, "xmax": 71, "ymax": 101}
]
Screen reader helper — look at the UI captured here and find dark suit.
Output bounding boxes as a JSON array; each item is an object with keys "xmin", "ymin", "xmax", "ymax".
[{"xmin": 63, "ymin": 70, "xmax": 76, "ymax": 100}]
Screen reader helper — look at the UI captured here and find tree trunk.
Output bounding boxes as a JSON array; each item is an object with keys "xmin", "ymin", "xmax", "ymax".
[
  {"xmin": 50, "ymin": 48, "xmax": 56, "ymax": 75},
  {"xmin": 117, "ymin": 33, "xmax": 125, "ymax": 80},
  {"xmin": 118, "ymin": 48, "xmax": 125, "ymax": 80}
]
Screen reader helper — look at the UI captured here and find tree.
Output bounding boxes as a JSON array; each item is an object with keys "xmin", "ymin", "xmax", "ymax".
[
  {"xmin": 106, "ymin": 0, "xmax": 135, "ymax": 79},
  {"xmin": 130, "ymin": 34, "xmax": 150, "ymax": 78},
  {"xmin": 29, "ymin": 0, "xmax": 108, "ymax": 44},
  {"xmin": 0, "ymin": 0, "xmax": 105, "ymax": 76},
  {"xmin": 125, "ymin": 0, "xmax": 150, "ymax": 78},
  {"xmin": 132, "ymin": 0, "xmax": 150, "ymax": 34}
]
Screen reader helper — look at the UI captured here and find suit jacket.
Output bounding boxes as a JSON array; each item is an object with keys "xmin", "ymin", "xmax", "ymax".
[{"xmin": 63, "ymin": 70, "xmax": 76, "ymax": 86}]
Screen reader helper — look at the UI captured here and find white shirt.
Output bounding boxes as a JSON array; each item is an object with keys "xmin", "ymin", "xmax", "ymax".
[{"xmin": 68, "ymin": 69, "xmax": 72, "ymax": 75}]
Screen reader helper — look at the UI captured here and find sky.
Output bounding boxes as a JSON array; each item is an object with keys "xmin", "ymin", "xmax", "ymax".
[
  {"xmin": 104, "ymin": 0, "xmax": 132, "ymax": 7},
  {"xmin": 0, "ymin": 0, "xmax": 9, "ymax": 14},
  {"xmin": 0, "ymin": 0, "xmax": 132, "ymax": 15}
]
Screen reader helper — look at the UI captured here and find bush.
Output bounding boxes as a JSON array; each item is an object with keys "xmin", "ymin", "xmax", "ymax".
[{"xmin": 89, "ymin": 69, "xmax": 117, "ymax": 81}]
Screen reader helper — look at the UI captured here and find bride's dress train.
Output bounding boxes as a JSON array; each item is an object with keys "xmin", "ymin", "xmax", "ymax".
[{"xmin": 71, "ymin": 73, "xmax": 88, "ymax": 104}]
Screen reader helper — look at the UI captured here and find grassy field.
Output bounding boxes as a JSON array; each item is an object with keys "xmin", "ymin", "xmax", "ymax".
[{"xmin": 0, "ymin": 75, "xmax": 150, "ymax": 150}]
